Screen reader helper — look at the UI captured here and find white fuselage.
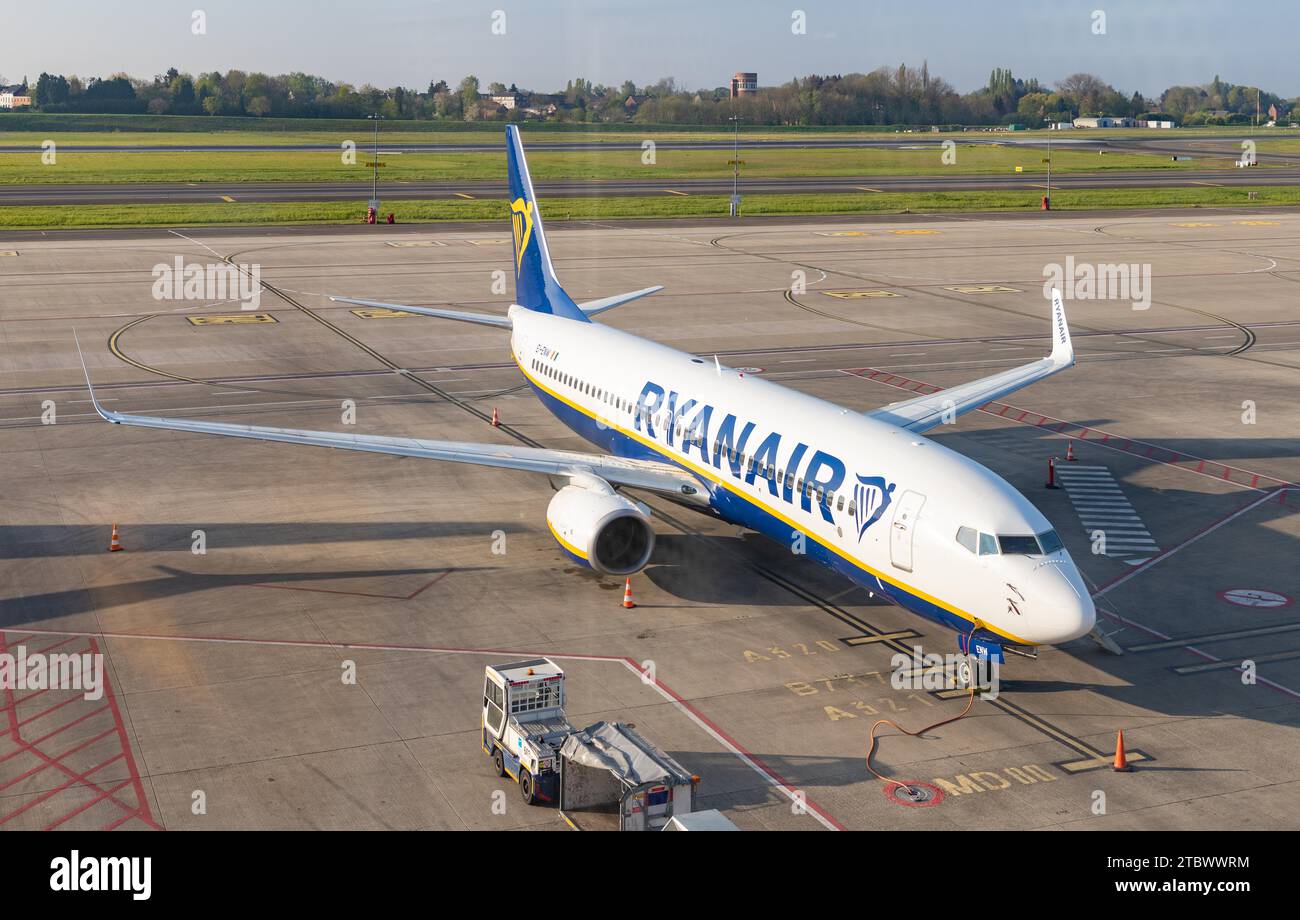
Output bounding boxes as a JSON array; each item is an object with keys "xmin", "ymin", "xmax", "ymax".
[{"xmin": 508, "ymin": 306, "xmax": 1095, "ymax": 648}]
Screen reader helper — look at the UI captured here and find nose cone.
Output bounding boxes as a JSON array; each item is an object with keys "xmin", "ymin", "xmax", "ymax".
[{"xmin": 1036, "ymin": 562, "xmax": 1096, "ymax": 644}]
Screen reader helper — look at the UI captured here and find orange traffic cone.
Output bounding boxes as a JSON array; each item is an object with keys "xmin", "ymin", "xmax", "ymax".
[
  {"xmin": 622, "ymin": 578, "xmax": 636, "ymax": 609},
  {"xmin": 1065, "ymin": 439, "xmax": 1077, "ymax": 461},
  {"xmin": 1112, "ymin": 730, "xmax": 1133, "ymax": 772},
  {"xmin": 491, "ymin": 407, "xmax": 500, "ymax": 428},
  {"xmin": 108, "ymin": 523, "xmax": 124, "ymax": 552}
]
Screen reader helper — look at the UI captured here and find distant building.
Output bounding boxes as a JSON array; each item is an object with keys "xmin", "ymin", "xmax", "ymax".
[
  {"xmin": 1268, "ymin": 102, "xmax": 1289, "ymax": 122},
  {"xmin": 0, "ymin": 93, "xmax": 31, "ymax": 109},
  {"xmin": 1049, "ymin": 122, "xmax": 1075, "ymax": 130},
  {"xmin": 487, "ymin": 92, "xmax": 523, "ymax": 110},
  {"xmin": 729, "ymin": 72, "xmax": 757, "ymax": 98},
  {"xmin": 1073, "ymin": 116, "xmax": 1138, "ymax": 128}
]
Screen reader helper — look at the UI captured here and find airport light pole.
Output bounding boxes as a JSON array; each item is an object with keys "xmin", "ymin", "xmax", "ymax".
[
  {"xmin": 728, "ymin": 113, "xmax": 742, "ymax": 217},
  {"xmin": 368, "ymin": 113, "xmax": 384, "ymax": 212}
]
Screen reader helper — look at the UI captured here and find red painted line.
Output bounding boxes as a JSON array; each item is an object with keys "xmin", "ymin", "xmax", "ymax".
[
  {"xmin": 8, "ymin": 703, "xmax": 110, "ymax": 753},
  {"xmin": 102, "ymin": 810, "xmax": 145, "ymax": 831},
  {"xmin": 623, "ymin": 657, "xmax": 847, "ymax": 831},
  {"xmin": 95, "ymin": 638, "xmax": 163, "ymax": 831},
  {"xmin": 16, "ymin": 690, "xmax": 86, "ymax": 729},
  {"xmin": 0, "ymin": 726, "xmax": 119, "ymax": 792},
  {"xmin": 45, "ymin": 778, "xmax": 134, "ymax": 831},
  {"xmin": 10, "ymin": 627, "xmax": 843, "ymax": 831},
  {"xmin": 0, "ymin": 753, "xmax": 121, "ymax": 827}
]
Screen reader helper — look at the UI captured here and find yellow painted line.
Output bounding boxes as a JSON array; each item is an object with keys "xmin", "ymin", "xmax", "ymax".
[
  {"xmin": 454, "ymin": 192, "xmax": 476, "ymax": 200},
  {"xmin": 1058, "ymin": 750, "xmax": 1151, "ymax": 773},
  {"xmin": 350, "ymin": 308, "xmax": 418, "ymax": 319},
  {"xmin": 1234, "ymin": 219, "xmax": 1279, "ymax": 226},
  {"xmin": 816, "ymin": 230, "xmax": 868, "ymax": 237},
  {"xmin": 822, "ymin": 289, "xmax": 898, "ymax": 299},
  {"xmin": 186, "ymin": 313, "xmax": 277, "ymax": 326},
  {"xmin": 1027, "ymin": 184, "xmax": 1051, "ymax": 190},
  {"xmin": 1191, "ymin": 180, "xmax": 1225, "ymax": 188},
  {"xmin": 844, "ymin": 631, "xmax": 921, "ymax": 646},
  {"xmin": 220, "ymin": 195, "xmax": 236, "ymax": 202},
  {"xmin": 854, "ymin": 186, "xmax": 884, "ymax": 193},
  {"xmin": 0, "ymin": 250, "xmax": 17, "ymax": 257},
  {"xmin": 946, "ymin": 284, "xmax": 1020, "ymax": 294},
  {"xmin": 662, "ymin": 189, "xmax": 689, "ymax": 196},
  {"xmin": 1172, "ymin": 222, "xmax": 1217, "ymax": 228},
  {"xmin": 515, "ymin": 356, "xmax": 1034, "ymax": 646},
  {"xmin": 889, "ymin": 229, "xmax": 940, "ymax": 235}
]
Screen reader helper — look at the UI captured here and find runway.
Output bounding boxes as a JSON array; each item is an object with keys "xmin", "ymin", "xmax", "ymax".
[
  {"xmin": 2, "ymin": 212, "xmax": 1299, "ymax": 829},
  {"xmin": 4, "ymin": 167, "xmax": 1298, "ymax": 207}
]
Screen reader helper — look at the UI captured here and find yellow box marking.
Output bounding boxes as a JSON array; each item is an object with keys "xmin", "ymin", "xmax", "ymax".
[
  {"xmin": 1014, "ymin": 165, "xmax": 1024, "ymax": 173},
  {"xmin": 890, "ymin": 229, "xmax": 941, "ymax": 235},
  {"xmin": 464, "ymin": 238, "xmax": 510, "ymax": 245},
  {"xmin": 821, "ymin": 289, "xmax": 899, "ymax": 299},
  {"xmin": 854, "ymin": 186, "xmax": 884, "ymax": 193},
  {"xmin": 1057, "ymin": 750, "xmax": 1151, "ymax": 773},
  {"xmin": 385, "ymin": 240, "xmax": 446, "ymax": 247},
  {"xmin": 0, "ymin": 250, "xmax": 17, "ymax": 257},
  {"xmin": 843, "ymin": 631, "xmax": 920, "ymax": 646},
  {"xmin": 186, "ymin": 312, "xmax": 278, "ymax": 326},
  {"xmin": 453, "ymin": 192, "xmax": 476, "ymax": 200},
  {"xmin": 815, "ymin": 230, "xmax": 868, "ymax": 237},
  {"xmin": 1172, "ymin": 222, "xmax": 1217, "ymax": 228},
  {"xmin": 220, "ymin": 195, "xmax": 236, "ymax": 202},
  {"xmin": 946, "ymin": 284, "xmax": 1020, "ymax": 294},
  {"xmin": 1234, "ymin": 219, "xmax": 1279, "ymax": 226},
  {"xmin": 350, "ymin": 307, "xmax": 418, "ymax": 319},
  {"xmin": 662, "ymin": 189, "xmax": 690, "ymax": 196}
]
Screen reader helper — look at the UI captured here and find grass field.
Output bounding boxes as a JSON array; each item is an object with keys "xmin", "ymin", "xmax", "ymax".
[
  {"xmin": 0, "ymin": 185, "xmax": 1294, "ymax": 230},
  {"xmin": 0, "ymin": 144, "xmax": 1235, "ymax": 185}
]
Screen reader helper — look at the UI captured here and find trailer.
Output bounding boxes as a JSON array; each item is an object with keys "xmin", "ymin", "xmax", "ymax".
[
  {"xmin": 558, "ymin": 720, "xmax": 698, "ymax": 831},
  {"xmin": 481, "ymin": 658, "xmax": 702, "ymax": 828}
]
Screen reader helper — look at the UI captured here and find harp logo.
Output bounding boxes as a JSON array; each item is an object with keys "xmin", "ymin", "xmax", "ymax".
[
  {"xmin": 852, "ymin": 475, "xmax": 896, "ymax": 541},
  {"xmin": 510, "ymin": 197, "xmax": 534, "ymax": 272}
]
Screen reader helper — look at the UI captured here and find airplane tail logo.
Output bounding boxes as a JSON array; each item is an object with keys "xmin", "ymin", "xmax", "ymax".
[
  {"xmin": 510, "ymin": 197, "xmax": 534, "ymax": 273},
  {"xmin": 852, "ymin": 475, "xmax": 896, "ymax": 541},
  {"xmin": 504, "ymin": 125, "xmax": 587, "ymax": 321}
]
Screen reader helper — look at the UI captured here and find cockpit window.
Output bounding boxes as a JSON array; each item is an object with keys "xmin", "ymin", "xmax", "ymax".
[
  {"xmin": 978, "ymin": 532, "xmax": 999, "ymax": 556},
  {"xmin": 998, "ymin": 535, "xmax": 1042, "ymax": 555},
  {"xmin": 955, "ymin": 526, "xmax": 978, "ymax": 554},
  {"xmin": 1037, "ymin": 529, "xmax": 1064, "ymax": 554}
]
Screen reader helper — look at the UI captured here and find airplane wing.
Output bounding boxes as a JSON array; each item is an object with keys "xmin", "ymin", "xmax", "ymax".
[
  {"xmin": 865, "ymin": 290, "xmax": 1075, "ymax": 433},
  {"xmin": 74, "ymin": 340, "xmax": 707, "ymax": 506}
]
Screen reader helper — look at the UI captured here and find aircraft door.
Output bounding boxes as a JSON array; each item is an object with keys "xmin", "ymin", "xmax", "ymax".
[{"xmin": 889, "ymin": 490, "xmax": 927, "ymax": 572}]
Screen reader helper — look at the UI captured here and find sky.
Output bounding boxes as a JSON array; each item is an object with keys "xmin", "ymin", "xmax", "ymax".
[{"xmin": 1, "ymin": 0, "xmax": 1294, "ymax": 98}]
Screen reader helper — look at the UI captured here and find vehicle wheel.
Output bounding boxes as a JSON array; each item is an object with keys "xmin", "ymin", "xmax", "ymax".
[
  {"xmin": 956, "ymin": 656, "xmax": 974, "ymax": 688},
  {"xmin": 492, "ymin": 749, "xmax": 506, "ymax": 777},
  {"xmin": 519, "ymin": 768, "xmax": 537, "ymax": 805}
]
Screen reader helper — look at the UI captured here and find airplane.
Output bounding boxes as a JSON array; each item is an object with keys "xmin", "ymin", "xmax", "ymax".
[{"xmin": 79, "ymin": 124, "xmax": 1096, "ymax": 669}]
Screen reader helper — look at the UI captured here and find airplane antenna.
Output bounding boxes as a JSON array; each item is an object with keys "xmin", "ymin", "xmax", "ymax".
[{"xmin": 714, "ymin": 354, "xmax": 722, "ymax": 377}]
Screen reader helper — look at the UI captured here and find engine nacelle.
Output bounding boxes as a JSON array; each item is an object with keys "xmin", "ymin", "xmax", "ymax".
[{"xmin": 546, "ymin": 484, "xmax": 655, "ymax": 576}]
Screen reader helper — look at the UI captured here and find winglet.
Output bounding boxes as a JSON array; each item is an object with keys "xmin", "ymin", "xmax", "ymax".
[
  {"xmin": 1049, "ymin": 289, "xmax": 1074, "ymax": 367},
  {"xmin": 73, "ymin": 330, "xmax": 118, "ymax": 423}
]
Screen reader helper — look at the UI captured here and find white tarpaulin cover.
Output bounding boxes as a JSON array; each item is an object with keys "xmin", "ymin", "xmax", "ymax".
[{"xmin": 559, "ymin": 721, "xmax": 691, "ymax": 787}]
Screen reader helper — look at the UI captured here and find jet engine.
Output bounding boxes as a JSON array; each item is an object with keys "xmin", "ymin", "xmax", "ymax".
[{"xmin": 546, "ymin": 484, "xmax": 655, "ymax": 576}]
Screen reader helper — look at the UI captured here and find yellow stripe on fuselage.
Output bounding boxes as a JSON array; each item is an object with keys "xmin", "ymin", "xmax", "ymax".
[{"xmin": 516, "ymin": 353, "xmax": 1033, "ymax": 646}]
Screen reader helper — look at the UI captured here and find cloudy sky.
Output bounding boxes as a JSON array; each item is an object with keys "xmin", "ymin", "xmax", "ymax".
[{"xmin": 3, "ymin": 0, "xmax": 1291, "ymax": 96}]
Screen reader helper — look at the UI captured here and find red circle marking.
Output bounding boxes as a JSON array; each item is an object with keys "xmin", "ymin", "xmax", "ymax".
[
  {"xmin": 1218, "ymin": 588, "xmax": 1292, "ymax": 609},
  {"xmin": 883, "ymin": 780, "xmax": 944, "ymax": 807}
]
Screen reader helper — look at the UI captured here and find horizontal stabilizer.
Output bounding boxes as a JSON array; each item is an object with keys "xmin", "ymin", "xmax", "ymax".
[{"xmin": 578, "ymin": 285, "xmax": 664, "ymax": 317}]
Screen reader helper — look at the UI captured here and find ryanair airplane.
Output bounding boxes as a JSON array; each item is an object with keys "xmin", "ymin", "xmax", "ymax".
[{"xmin": 81, "ymin": 126, "xmax": 1095, "ymax": 663}]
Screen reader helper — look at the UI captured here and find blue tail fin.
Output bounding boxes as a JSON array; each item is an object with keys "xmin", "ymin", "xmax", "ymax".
[{"xmin": 505, "ymin": 125, "xmax": 587, "ymax": 321}]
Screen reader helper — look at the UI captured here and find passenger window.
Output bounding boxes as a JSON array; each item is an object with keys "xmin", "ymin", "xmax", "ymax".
[
  {"xmin": 847, "ymin": 501, "xmax": 857, "ymax": 516},
  {"xmin": 836, "ymin": 495, "xmax": 844, "ymax": 511},
  {"xmin": 978, "ymin": 532, "xmax": 998, "ymax": 555},
  {"xmin": 956, "ymin": 526, "xmax": 977, "ymax": 554}
]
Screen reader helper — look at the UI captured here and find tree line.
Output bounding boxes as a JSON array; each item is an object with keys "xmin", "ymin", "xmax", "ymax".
[{"xmin": 18, "ymin": 66, "xmax": 1293, "ymax": 127}]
